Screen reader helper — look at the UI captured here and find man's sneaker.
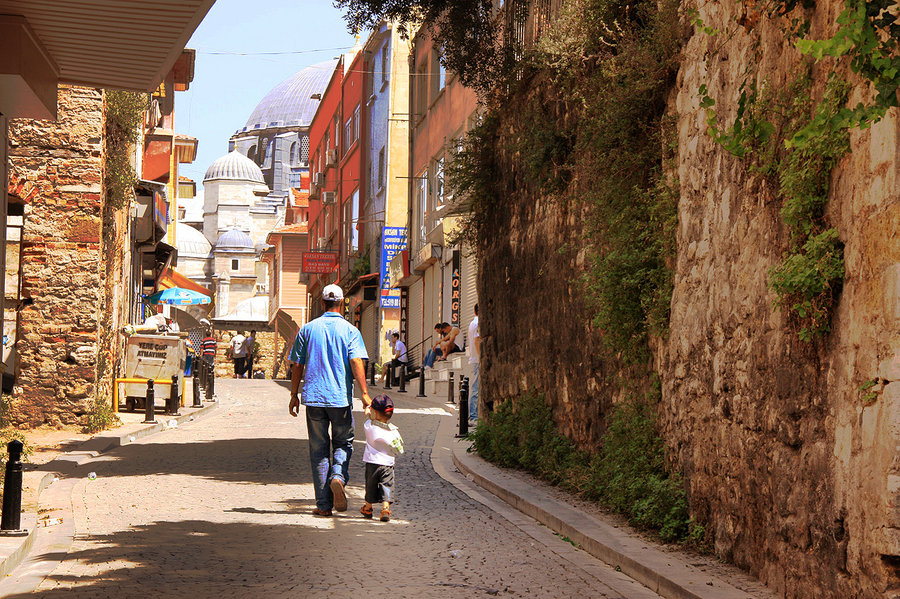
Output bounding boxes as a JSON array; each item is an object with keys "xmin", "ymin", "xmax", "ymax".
[
  {"xmin": 330, "ymin": 478, "xmax": 348, "ymax": 512},
  {"xmin": 312, "ymin": 508, "xmax": 332, "ymax": 517},
  {"xmin": 380, "ymin": 507, "xmax": 391, "ymax": 522},
  {"xmin": 360, "ymin": 504, "xmax": 373, "ymax": 519}
]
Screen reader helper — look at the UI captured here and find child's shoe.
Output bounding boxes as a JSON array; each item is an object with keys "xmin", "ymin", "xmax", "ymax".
[{"xmin": 360, "ymin": 504, "xmax": 373, "ymax": 519}]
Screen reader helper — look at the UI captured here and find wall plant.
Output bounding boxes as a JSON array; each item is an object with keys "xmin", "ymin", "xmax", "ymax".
[{"xmin": 696, "ymin": 0, "xmax": 899, "ymax": 340}]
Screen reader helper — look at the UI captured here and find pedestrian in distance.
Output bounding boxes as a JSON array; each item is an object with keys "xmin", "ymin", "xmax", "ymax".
[
  {"xmin": 423, "ymin": 322, "xmax": 462, "ymax": 368},
  {"xmin": 243, "ymin": 330, "xmax": 256, "ymax": 379},
  {"xmin": 231, "ymin": 331, "xmax": 247, "ymax": 378},
  {"xmin": 360, "ymin": 394, "xmax": 403, "ymax": 522},
  {"xmin": 200, "ymin": 320, "xmax": 217, "ymax": 369},
  {"xmin": 380, "ymin": 332, "xmax": 407, "ymax": 384},
  {"xmin": 289, "ymin": 284, "xmax": 372, "ymax": 516},
  {"xmin": 467, "ymin": 304, "xmax": 480, "ymax": 424}
]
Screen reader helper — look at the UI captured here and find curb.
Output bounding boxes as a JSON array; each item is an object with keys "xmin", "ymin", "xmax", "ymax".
[
  {"xmin": 0, "ymin": 400, "xmax": 220, "ymax": 580},
  {"xmin": 451, "ymin": 438, "xmax": 759, "ymax": 599}
]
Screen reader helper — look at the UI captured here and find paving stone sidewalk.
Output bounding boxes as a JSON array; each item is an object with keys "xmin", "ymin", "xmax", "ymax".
[{"xmin": 0, "ymin": 379, "xmax": 661, "ymax": 598}]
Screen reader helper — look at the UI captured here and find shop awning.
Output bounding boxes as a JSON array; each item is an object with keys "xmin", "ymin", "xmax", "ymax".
[{"xmin": 157, "ymin": 267, "xmax": 212, "ymax": 297}]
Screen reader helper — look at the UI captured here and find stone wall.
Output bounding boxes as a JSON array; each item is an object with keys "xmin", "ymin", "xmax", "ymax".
[
  {"xmin": 659, "ymin": 1, "xmax": 899, "ymax": 596},
  {"xmin": 477, "ymin": 1, "xmax": 899, "ymax": 597},
  {"xmin": 212, "ymin": 329, "xmax": 277, "ymax": 379},
  {"xmin": 8, "ymin": 86, "xmax": 105, "ymax": 426}
]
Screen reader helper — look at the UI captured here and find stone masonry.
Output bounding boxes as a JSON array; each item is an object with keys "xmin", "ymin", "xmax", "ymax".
[
  {"xmin": 477, "ymin": 1, "xmax": 899, "ymax": 597},
  {"xmin": 8, "ymin": 86, "xmax": 107, "ymax": 426}
]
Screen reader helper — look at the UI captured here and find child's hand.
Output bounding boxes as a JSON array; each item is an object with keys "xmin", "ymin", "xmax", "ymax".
[{"xmin": 364, "ymin": 406, "xmax": 371, "ymax": 418}]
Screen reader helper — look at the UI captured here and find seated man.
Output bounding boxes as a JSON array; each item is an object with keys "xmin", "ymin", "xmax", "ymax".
[
  {"xmin": 423, "ymin": 322, "xmax": 463, "ymax": 368},
  {"xmin": 381, "ymin": 332, "xmax": 408, "ymax": 383}
]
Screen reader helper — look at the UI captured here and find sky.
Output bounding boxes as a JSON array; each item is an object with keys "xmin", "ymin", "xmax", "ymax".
[{"xmin": 177, "ymin": 0, "xmax": 359, "ymax": 190}]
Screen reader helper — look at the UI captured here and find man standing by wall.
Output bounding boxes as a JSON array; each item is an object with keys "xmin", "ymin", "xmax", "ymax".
[
  {"xmin": 467, "ymin": 304, "xmax": 480, "ymax": 423},
  {"xmin": 289, "ymin": 284, "xmax": 372, "ymax": 516},
  {"xmin": 231, "ymin": 331, "xmax": 247, "ymax": 378},
  {"xmin": 201, "ymin": 320, "xmax": 217, "ymax": 369}
]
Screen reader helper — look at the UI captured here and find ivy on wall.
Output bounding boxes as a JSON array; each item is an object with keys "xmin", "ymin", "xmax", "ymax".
[
  {"xmin": 104, "ymin": 90, "xmax": 146, "ymax": 210},
  {"xmin": 696, "ymin": 0, "xmax": 899, "ymax": 340}
]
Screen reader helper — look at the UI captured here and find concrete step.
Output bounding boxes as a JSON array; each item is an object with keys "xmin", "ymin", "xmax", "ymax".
[{"xmin": 426, "ymin": 379, "xmax": 452, "ymax": 400}]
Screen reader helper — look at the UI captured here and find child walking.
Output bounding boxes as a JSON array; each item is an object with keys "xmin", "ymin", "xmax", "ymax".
[{"xmin": 361, "ymin": 394, "xmax": 404, "ymax": 522}]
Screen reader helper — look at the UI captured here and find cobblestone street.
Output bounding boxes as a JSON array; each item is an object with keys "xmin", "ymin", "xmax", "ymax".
[{"xmin": 1, "ymin": 380, "xmax": 660, "ymax": 598}]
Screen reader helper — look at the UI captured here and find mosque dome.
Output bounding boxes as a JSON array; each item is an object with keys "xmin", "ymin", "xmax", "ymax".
[
  {"xmin": 242, "ymin": 60, "xmax": 336, "ymax": 130},
  {"xmin": 215, "ymin": 228, "xmax": 255, "ymax": 251},
  {"xmin": 175, "ymin": 222, "xmax": 212, "ymax": 257},
  {"xmin": 204, "ymin": 150, "xmax": 266, "ymax": 184}
]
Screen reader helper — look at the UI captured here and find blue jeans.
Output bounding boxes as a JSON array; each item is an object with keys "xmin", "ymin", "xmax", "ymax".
[
  {"xmin": 469, "ymin": 362, "xmax": 480, "ymax": 421},
  {"xmin": 423, "ymin": 348, "xmax": 438, "ymax": 368},
  {"xmin": 306, "ymin": 405, "xmax": 354, "ymax": 511}
]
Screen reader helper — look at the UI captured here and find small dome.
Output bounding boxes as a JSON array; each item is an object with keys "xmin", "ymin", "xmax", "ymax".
[
  {"xmin": 244, "ymin": 61, "xmax": 336, "ymax": 129},
  {"xmin": 215, "ymin": 228, "xmax": 255, "ymax": 251},
  {"xmin": 175, "ymin": 222, "xmax": 212, "ymax": 257},
  {"xmin": 203, "ymin": 150, "xmax": 266, "ymax": 184}
]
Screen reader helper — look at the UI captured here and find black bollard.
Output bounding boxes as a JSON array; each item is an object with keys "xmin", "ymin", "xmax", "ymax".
[
  {"xmin": 1, "ymin": 440, "xmax": 25, "ymax": 531},
  {"xmin": 197, "ymin": 359, "xmax": 206, "ymax": 392},
  {"xmin": 384, "ymin": 362, "xmax": 392, "ymax": 390},
  {"xmin": 457, "ymin": 376, "xmax": 469, "ymax": 437},
  {"xmin": 448, "ymin": 372, "xmax": 455, "ymax": 405},
  {"xmin": 192, "ymin": 368, "xmax": 202, "ymax": 407},
  {"xmin": 143, "ymin": 379, "xmax": 156, "ymax": 423},
  {"xmin": 397, "ymin": 363, "xmax": 407, "ymax": 393},
  {"xmin": 368, "ymin": 360, "xmax": 376, "ymax": 387},
  {"xmin": 168, "ymin": 375, "xmax": 180, "ymax": 416},
  {"xmin": 207, "ymin": 362, "xmax": 215, "ymax": 401},
  {"xmin": 417, "ymin": 363, "xmax": 426, "ymax": 397}
]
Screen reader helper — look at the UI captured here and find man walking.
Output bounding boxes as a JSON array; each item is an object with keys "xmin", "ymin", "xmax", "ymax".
[{"xmin": 289, "ymin": 284, "xmax": 371, "ymax": 516}]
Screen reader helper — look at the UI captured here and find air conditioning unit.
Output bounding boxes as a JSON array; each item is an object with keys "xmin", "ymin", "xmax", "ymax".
[
  {"xmin": 308, "ymin": 182, "xmax": 319, "ymax": 199},
  {"xmin": 322, "ymin": 191, "xmax": 336, "ymax": 205},
  {"xmin": 317, "ymin": 237, "xmax": 327, "ymax": 249},
  {"xmin": 326, "ymin": 149, "xmax": 338, "ymax": 166},
  {"xmin": 313, "ymin": 172, "xmax": 326, "ymax": 187}
]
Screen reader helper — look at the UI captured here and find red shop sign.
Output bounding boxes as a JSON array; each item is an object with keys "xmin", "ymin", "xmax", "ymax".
[{"xmin": 302, "ymin": 251, "xmax": 340, "ymax": 274}]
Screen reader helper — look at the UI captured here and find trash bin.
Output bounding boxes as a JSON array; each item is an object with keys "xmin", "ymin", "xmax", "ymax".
[{"xmin": 122, "ymin": 334, "xmax": 186, "ymax": 411}]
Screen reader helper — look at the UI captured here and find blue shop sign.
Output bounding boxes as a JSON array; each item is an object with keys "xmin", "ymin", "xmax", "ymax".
[{"xmin": 380, "ymin": 227, "xmax": 406, "ymax": 308}]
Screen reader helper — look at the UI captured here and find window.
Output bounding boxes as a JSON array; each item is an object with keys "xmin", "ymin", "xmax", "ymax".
[
  {"xmin": 262, "ymin": 139, "xmax": 273, "ymax": 168},
  {"xmin": 416, "ymin": 172, "xmax": 427, "ymax": 243},
  {"xmin": 248, "ymin": 144, "xmax": 257, "ymax": 163},
  {"xmin": 289, "ymin": 142, "xmax": 298, "ymax": 165},
  {"xmin": 344, "ymin": 118, "xmax": 352, "ymax": 153},
  {"xmin": 434, "ymin": 156, "xmax": 445, "ymax": 207},
  {"xmin": 430, "ymin": 48, "xmax": 445, "ymax": 102},
  {"xmin": 416, "ymin": 63, "xmax": 428, "ymax": 118},
  {"xmin": 353, "ymin": 106, "xmax": 360, "ymax": 143},
  {"xmin": 231, "ymin": 259, "xmax": 240, "ymax": 271},
  {"xmin": 381, "ymin": 44, "xmax": 390, "ymax": 83},
  {"xmin": 378, "ymin": 147, "xmax": 385, "ymax": 191},
  {"xmin": 334, "ymin": 117, "xmax": 340, "ymax": 151},
  {"xmin": 344, "ymin": 189, "xmax": 360, "ymax": 255},
  {"xmin": 300, "ymin": 135, "xmax": 309, "ymax": 164}
]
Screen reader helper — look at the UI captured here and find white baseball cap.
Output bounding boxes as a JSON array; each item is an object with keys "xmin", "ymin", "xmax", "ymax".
[{"xmin": 322, "ymin": 284, "xmax": 344, "ymax": 301}]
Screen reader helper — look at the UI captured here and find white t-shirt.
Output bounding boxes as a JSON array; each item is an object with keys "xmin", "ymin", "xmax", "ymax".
[
  {"xmin": 394, "ymin": 340, "xmax": 408, "ymax": 362},
  {"xmin": 363, "ymin": 419, "xmax": 404, "ymax": 466},
  {"xmin": 467, "ymin": 316, "xmax": 480, "ymax": 365},
  {"xmin": 231, "ymin": 334, "xmax": 247, "ymax": 357}
]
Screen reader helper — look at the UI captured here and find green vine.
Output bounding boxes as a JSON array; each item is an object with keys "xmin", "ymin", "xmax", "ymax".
[
  {"xmin": 105, "ymin": 90, "xmax": 146, "ymax": 210},
  {"xmin": 696, "ymin": 0, "xmax": 899, "ymax": 341}
]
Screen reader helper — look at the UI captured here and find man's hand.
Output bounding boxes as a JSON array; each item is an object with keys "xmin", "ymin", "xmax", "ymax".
[
  {"xmin": 361, "ymin": 391, "xmax": 372, "ymax": 411},
  {"xmin": 289, "ymin": 394, "xmax": 300, "ymax": 417}
]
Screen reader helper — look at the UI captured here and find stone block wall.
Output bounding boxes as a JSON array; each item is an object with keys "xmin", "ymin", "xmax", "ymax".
[
  {"xmin": 477, "ymin": 1, "xmax": 899, "ymax": 596},
  {"xmin": 8, "ymin": 86, "xmax": 105, "ymax": 426},
  {"xmin": 212, "ymin": 329, "xmax": 277, "ymax": 379}
]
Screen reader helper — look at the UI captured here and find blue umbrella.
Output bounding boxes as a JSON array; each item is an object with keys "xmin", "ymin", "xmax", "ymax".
[{"xmin": 146, "ymin": 287, "xmax": 211, "ymax": 305}]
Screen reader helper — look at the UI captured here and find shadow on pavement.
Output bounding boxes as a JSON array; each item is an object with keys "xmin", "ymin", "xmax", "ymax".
[{"xmin": 3, "ymin": 517, "xmax": 422, "ymax": 598}]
